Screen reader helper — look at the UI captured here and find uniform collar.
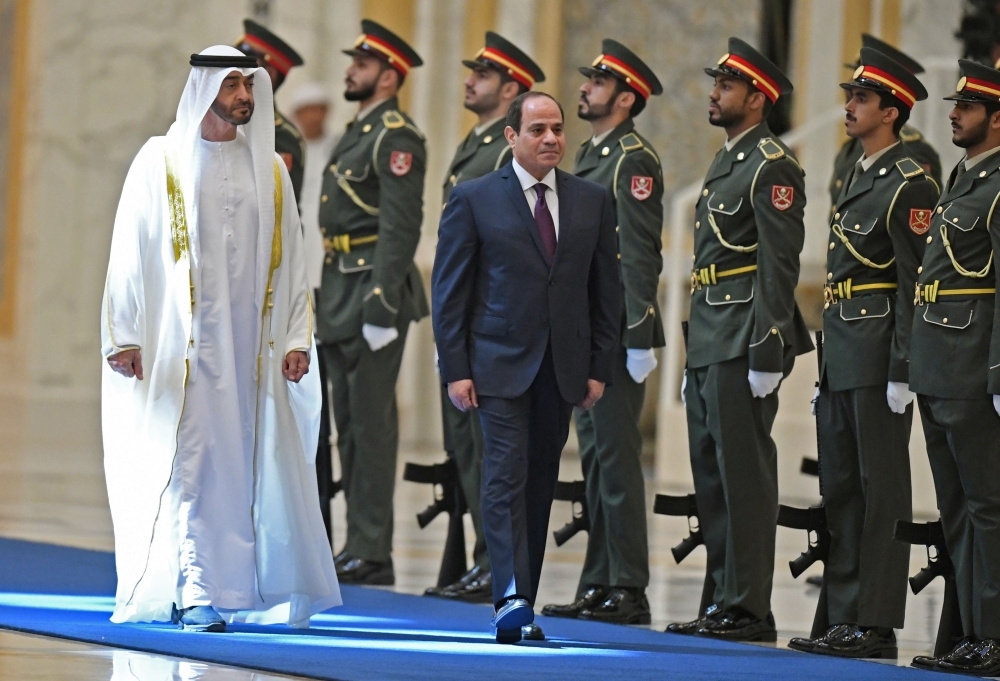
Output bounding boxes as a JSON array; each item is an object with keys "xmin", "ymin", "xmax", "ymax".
[
  {"xmin": 965, "ymin": 144, "xmax": 1000, "ymax": 170},
  {"xmin": 724, "ymin": 123, "xmax": 760, "ymax": 151},
  {"xmin": 859, "ymin": 141, "xmax": 899, "ymax": 172},
  {"xmin": 474, "ymin": 115, "xmax": 505, "ymax": 137},
  {"xmin": 355, "ymin": 96, "xmax": 395, "ymax": 123}
]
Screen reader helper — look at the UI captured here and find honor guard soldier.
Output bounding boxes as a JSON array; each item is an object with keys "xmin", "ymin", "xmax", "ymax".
[
  {"xmin": 237, "ymin": 19, "xmax": 306, "ymax": 203},
  {"xmin": 425, "ymin": 32, "xmax": 545, "ymax": 605},
  {"xmin": 667, "ymin": 37, "xmax": 813, "ymax": 641},
  {"xmin": 829, "ymin": 34, "xmax": 941, "ymax": 206},
  {"xmin": 908, "ymin": 61, "xmax": 1000, "ymax": 675},
  {"xmin": 541, "ymin": 39, "xmax": 663, "ymax": 626},
  {"xmin": 318, "ymin": 20, "xmax": 428, "ymax": 585},
  {"xmin": 788, "ymin": 48, "xmax": 938, "ymax": 659}
]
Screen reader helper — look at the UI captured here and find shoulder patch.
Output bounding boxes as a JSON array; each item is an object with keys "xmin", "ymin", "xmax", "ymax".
[
  {"xmin": 619, "ymin": 133, "xmax": 643, "ymax": 153},
  {"xmin": 896, "ymin": 157, "xmax": 925, "ymax": 180},
  {"xmin": 758, "ymin": 137, "xmax": 785, "ymax": 160},
  {"xmin": 899, "ymin": 128, "xmax": 923, "ymax": 143},
  {"xmin": 382, "ymin": 111, "xmax": 406, "ymax": 129}
]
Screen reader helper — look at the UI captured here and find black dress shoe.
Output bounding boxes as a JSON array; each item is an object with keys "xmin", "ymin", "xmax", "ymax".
[
  {"xmin": 940, "ymin": 638, "xmax": 1000, "ymax": 675},
  {"xmin": 541, "ymin": 586, "xmax": 608, "ymax": 619},
  {"xmin": 424, "ymin": 565, "xmax": 484, "ymax": 598},
  {"xmin": 579, "ymin": 588, "xmax": 652, "ymax": 625},
  {"xmin": 496, "ymin": 627, "xmax": 521, "ymax": 644},
  {"xmin": 337, "ymin": 557, "xmax": 395, "ymax": 585},
  {"xmin": 665, "ymin": 604, "xmax": 722, "ymax": 636},
  {"xmin": 521, "ymin": 623, "xmax": 545, "ymax": 640},
  {"xmin": 334, "ymin": 549, "xmax": 352, "ymax": 568},
  {"xmin": 697, "ymin": 608, "xmax": 777, "ymax": 642},
  {"xmin": 912, "ymin": 637, "xmax": 978, "ymax": 670},
  {"xmin": 443, "ymin": 569, "xmax": 493, "ymax": 604},
  {"xmin": 788, "ymin": 623, "xmax": 852, "ymax": 653},
  {"xmin": 814, "ymin": 625, "xmax": 896, "ymax": 659}
]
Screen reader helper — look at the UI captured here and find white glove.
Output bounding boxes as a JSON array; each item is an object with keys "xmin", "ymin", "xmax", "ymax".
[
  {"xmin": 811, "ymin": 385, "xmax": 820, "ymax": 416},
  {"xmin": 886, "ymin": 381, "xmax": 915, "ymax": 414},
  {"xmin": 362, "ymin": 324, "xmax": 399, "ymax": 352},
  {"xmin": 681, "ymin": 369, "xmax": 688, "ymax": 406},
  {"xmin": 626, "ymin": 348, "xmax": 658, "ymax": 384},
  {"xmin": 992, "ymin": 394, "xmax": 1000, "ymax": 417},
  {"xmin": 748, "ymin": 370, "xmax": 782, "ymax": 398}
]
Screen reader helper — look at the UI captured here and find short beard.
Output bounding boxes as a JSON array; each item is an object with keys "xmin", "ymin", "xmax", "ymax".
[
  {"xmin": 465, "ymin": 85, "xmax": 502, "ymax": 115},
  {"xmin": 954, "ymin": 116, "xmax": 990, "ymax": 149},
  {"xmin": 578, "ymin": 96, "xmax": 613, "ymax": 121},
  {"xmin": 210, "ymin": 97, "xmax": 253, "ymax": 125},
  {"xmin": 344, "ymin": 82, "xmax": 377, "ymax": 102},
  {"xmin": 709, "ymin": 106, "xmax": 746, "ymax": 129}
]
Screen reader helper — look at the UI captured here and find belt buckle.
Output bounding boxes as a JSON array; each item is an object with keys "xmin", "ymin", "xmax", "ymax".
[
  {"xmin": 690, "ymin": 270, "xmax": 701, "ymax": 293},
  {"xmin": 823, "ymin": 285, "xmax": 837, "ymax": 306}
]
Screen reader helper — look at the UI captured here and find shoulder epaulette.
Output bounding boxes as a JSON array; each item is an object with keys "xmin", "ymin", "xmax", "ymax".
[
  {"xmin": 758, "ymin": 137, "xmax": 785, "ymax": 160},
  {"xmin": 382, "ymin": 110, "xmax": 406, "ymax": 129},
  {"xmin": 619, "ymin": 133, "xmax": 643, "ymax": 153},
  {"xmin": 899, "ymin": 128, "xmax": 923, "ymax": 143},
  {"xmin": 896, "ymin": 157, "xmax": 925, "ymax": 180}
]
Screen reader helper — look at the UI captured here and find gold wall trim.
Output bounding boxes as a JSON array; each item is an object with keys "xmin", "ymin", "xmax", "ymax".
[
  {"xmin": 533, "ymin": 0, "xmax": 564, "ymax": 99},
  {"xmin": 0, "ymin": 0, "xmax": 30, "ymax": 337}
]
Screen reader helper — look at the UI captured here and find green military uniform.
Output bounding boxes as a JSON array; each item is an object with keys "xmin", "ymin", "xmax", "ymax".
[
  {"xmin": 275, "ymin": 108, "xmax": 306, "ymax": 203},
  {"xmin": 317, "ymin": 22, "xmax": 427, "ymax": 575},
  {"xmin": 808, "ymin": 51, "xmax": 940, "ymax": 646},
  {"xmin": 910, "ymin": 62, "xmax": 1000, "ymax": 652},
  {"xmin": 682, "ymin": 39, "xmax": 813, "ymax": 635},
  {"xmin": 572, "ymin": 118, "xmax": 662, "ymax": 597},
  {"xmin": 829, "ymin": 129, "xmax": 941, "ymax": 207}
]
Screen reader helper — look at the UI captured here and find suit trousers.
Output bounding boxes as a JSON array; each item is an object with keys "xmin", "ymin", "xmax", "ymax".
[
  {"xmin": 575, "ymin": 350, "xmax": 649, "ymax": 592},
  {"xmin": 918, "ymin": 395, "xmax": 1000, "ymax": 639},
  {"xmin": 322, "ymin": 324, "xmax": 410, "ymax": 563},
  {"xmin": 478, "ymin": 345, "xmax": 573, "ymax": 607},
  {"xmin": 438, "ymin": 385, "xmax": 489, "ymax": 570},
  {"xmin": 818, "ymin": 385, "xmax": 912, "ymax": 629},
  {"xmin": 684, "ymin": 354, "xmax": 782, "ymax": 619}
]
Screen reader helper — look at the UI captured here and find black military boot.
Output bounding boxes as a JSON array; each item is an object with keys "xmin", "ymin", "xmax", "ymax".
[
  {"xmin": 788, "ymin": 623, "xmax": 852, "ymax": 653},
  {"xmin": 337, "ymin": 557, "xmax": 394, "ymax": 585},
  {"xmin": 541, "ymin": 586, "xmax": 608, "ymax": 619},
  {"xmin": 442, "ymin": 568, "xmax": 492, "ymax": 604},
  {"xmin": 939, "ymin": 638, "xmax": 1000, "ymax": 675},
  {"xmin": 579, "ymin": 587, "xmax": 652, "ymax": 625},
  {"xmin": 334, "ymin": 549, "xmax": 352, "ymax": 569},
  {"xmin": 814, "ymin": 625, "xmax": 896, "ymax": 659},
  {"xmin": 666, "ymin": 603, "xmax": 722, "ymax": 636},
  {"xmin": 424, "ymin": 565, "xmax": 484, "ymax": 598},
  {"xmin": 696, "ymin": 607, "xmax": 777, "ymax": 642}
]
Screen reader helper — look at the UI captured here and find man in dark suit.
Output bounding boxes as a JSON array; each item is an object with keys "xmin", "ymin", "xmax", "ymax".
[{"xmin": 432, "ymin": 91, "xmax": 620, "ymax": 644}]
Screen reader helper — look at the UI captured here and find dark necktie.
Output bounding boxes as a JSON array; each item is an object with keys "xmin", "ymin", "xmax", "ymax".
[
  {"xmin": 533, "ymin": 183, "xmax": 557, "ymax": 261},
  {"xmin": 848, "ymin": 160, "xmax": 864, "ymax": 190}
]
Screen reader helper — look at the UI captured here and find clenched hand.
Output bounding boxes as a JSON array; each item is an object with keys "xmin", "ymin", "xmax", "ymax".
[
  {"xmin": 283, "ymin": 351, "xmax": 309, "ymax": 383},
  {"xmin": 448, "ymin": 379, "xmax": 478, "ymax": 411},
  {"xmin": 107, "ymin": 349, "xmax": 143, "ymax": 380},
  {"xmin": 577, "ymin": 379, "xmax": 605, "ymax": 410}
]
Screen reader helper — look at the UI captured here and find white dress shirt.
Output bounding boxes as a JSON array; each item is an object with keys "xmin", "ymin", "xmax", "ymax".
[{"xmin": 512, "ymin": 158, "xmax": 560, "ymax": 238}]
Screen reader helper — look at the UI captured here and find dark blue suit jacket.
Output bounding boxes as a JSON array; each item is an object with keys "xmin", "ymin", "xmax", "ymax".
[{"xmin": 432, "ymin": 161, "xmax": 620, "ymax": 404}]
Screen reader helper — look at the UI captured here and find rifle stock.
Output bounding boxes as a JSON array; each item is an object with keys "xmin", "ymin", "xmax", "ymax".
[
  {"xmin": 552, "ymin": 480, "xmax": 589, "ymax": 546},
  {"xmin": 653, "ymin": 493, "xmax": 704, "ymax": 564},
  {"xmin": 403, "ymin": 459, "xmax": 469, "ymax": 587}
]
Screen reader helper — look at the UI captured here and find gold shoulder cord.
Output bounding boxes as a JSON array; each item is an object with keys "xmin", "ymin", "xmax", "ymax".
[
  {"xmin": 708, "ymin": 212, "xmax": 758, "ymax": 253},
  {"xmin": 337, "ymin": 177, "xmax": 380, "ymax": 215},
  {"xmin": 940, "ymin": 223, "xmax": 993, "ymax": 279},
  {"xmin": 831, "ymin": 223, "xmax": 894, "ymax": 269}
]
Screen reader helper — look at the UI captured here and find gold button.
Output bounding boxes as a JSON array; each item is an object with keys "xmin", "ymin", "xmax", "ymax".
[
  {"xmin": 854, "ymin": 224, "xmax": 860, "ymax": 230},
  {"xmin": 358, "ymin": 258, "xmax": 365, "ymax": 266},
  {"xmin": 442, "ymin": 203, "xmax": 447, "ymax": 210},
  {"xmin": 981, "ymin": 171, "xmax": 987, "ymax": 178},
  {"xmin": 937, "ymin": 206, "xmax": 943, "ymax": 214},
  {"xmin": 692, "ymin": 255, "xmax": 696, "ymax": 261},
  {"xmin": 329, "ymin": 164, "xmax": 336, "ymax": 172},
  {"xmin": 879, "ymin": 168, "xmax": 886, "ymax": 175},
  {"xmin": 373, "ymin": 286, "xmax": 381, "ymax": 295},
  {"xmin": 943, "ymin": 317, "xmax": 949, "ymax": 323},
  {"xmin": 695, "ymin": 221, "xmax": 701, "ymax": 229},
  {"xmin": 702, "ymin": 189, "xmax": 709, "ymax": 197},
  {"xmin": 737, "ymin": 152, "xmax": 744, "ymax": 160},
  {"xmin": 861, "ymin": 309, "xmax": 867, "ymax": 315},
  {"xmin": 321, "ymin": 195, "xmax": 328, "ymax": 202},
  {"xmin": 345, "ymin": 169, "xmax": 352, "ymax": 176},
  {"xmin": 770, "ymin": 328, "xmax": 778, "ymax": 335},
  {"xmin": 325, "ymin": 256, "xmax": 332, "ymax": 264},
  {"xmin": 618, "ymin": 253, "xmax": 622, "ymax": 260},
  {"xmin": 824, "ymin": 302, "xmax": 830, "ymax": 310},
  {"xmin": 725, "ymin": 295, "xmax": 731, "ymax": 301},
  {"xmin": 827, "ymin": 272, "xmax": 833, "ymax": 281},
  {"xmin": 830, "ymin": 242, "xmax": 835, "ymax": 250},
  {"xmin": 834, "ymin": 212, "xmax": 841, "ymax": 220},
  {"xmin": 835, "ymin": 179, "xmax": 843, "ymax": 188},
  {"xmin": 602, "ymin": 147, "xmax": 610, "ymax": 156},
  {"xmin": 719, "ymin": 203, "xmax": 725, "ymax": 209},
  {"xmin": 954, "ymin": 217, "xmax": 959, "ymax": 223},
  {"xmin": 449, "ymin": 174, "xmax": 457, "ymax": 183},
  {"xmin": 616, "ymin": 226, "xmax": 620, "ymax": 232},
  {"xmin": 267, "ymin": 301, "xmax": 274, "ymax": 308},
  {"xmin": 362, "ymin": 124, "xmax": 372, "ymax": 133},
  {"xmin": 927, "ymin": 236, "xmax": 933, "ymax": 243},
  {"xmin": 918, "ymin": 266, "xmax": 923, "ymax": 273},
  {"xmin": 484, "ymin": 135, "xmax": 493, "ymax": 144},
  {"xmin": 649, "ymin": 306, "xmax": 655, "ymax": 314}
]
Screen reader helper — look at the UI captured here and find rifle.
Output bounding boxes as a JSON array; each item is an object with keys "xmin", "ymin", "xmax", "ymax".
[
  {"xmin": 893, "ymin": 519, "xmax": 964, "ymax": 657},
  {"xmin": 653, "ymin": 492, "xmax": 715, "ymax": 616},
  {"xmin": 777, "ymin": 503, "xmax": 830, "ymax": 638},
  {"xmin": 403, "ymin": 459, "xmax": 469, "ymax": 587},
  {"xmin": 552, "ymin": 480, "xmax": 589, "ymax": 546},
  {"xmin": 313, "ymin": 322, "xmax": 343, "ymax": 549}
]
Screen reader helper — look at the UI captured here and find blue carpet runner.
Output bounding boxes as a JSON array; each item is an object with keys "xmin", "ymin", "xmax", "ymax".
[{"xmin": 0, "ymin": 538, "xmax": 936, "ymax": 680}]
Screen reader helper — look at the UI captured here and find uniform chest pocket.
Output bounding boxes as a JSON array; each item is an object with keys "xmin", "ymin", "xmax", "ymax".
[
  {"xmin": 839, "ymin": 295, "xmax": 890, "ymax": 321},
  {"xmin": 923, "ymin": 302, "xmax": 974, "ymax": 329},
  {"xmin": 836, "ymin": 210, "xmax": 878, "ymax": 236},
  {"xmin": 707, "ymin": 192, "xmax": 743, "ymax": 216},
  {"xmin": 941, "ymin": 205, "xmax": 978, "ymax": 232},
  {"xmin": 332, "ymin": 161, "xmax": 371, "ymax": 182},
  {"xmin": 705, "ymin": 277, "xmax": 754, "ymax": 305}
]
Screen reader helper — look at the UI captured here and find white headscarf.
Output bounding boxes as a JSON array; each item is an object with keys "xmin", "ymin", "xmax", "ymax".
[{"xmin": 165, "ymin": 45, "xmax": 277, "ymax": 380}]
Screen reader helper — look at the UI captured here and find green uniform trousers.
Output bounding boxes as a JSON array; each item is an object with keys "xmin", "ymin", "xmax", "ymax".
[
  {"xmin": 575, "ymin": 350, "xmax": 649, "ymax": 592},
  {"xmin": 817, "ymin": 384, "xmax": 912, "ymax": 629},
  {"xmin": 438, "ymin": 385, "xmax": 489, "ymax": 570},
  {"xmin": 684, "ymin": 355, "xmax": 782, "ymax": 619},
  {"xmin": 322, "ymin": 325, "xmax": 410, "ymax": 563},
  {"xmin": 919, "ymin": 395, "xmax": 1000, "ymax": 639}
]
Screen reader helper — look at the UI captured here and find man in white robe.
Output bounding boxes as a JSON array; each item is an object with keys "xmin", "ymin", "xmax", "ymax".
[{"xmin": 101, "ymin": 46, "xmax": 340, "ymax": 632}]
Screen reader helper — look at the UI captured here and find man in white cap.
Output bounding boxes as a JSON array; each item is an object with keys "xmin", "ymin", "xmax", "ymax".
[{"xmin": 101, "ymin": 46, "xmax": 340, "ymax": 632}]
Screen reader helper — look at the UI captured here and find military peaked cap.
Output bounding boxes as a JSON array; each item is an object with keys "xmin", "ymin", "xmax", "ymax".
[
  {"xmin": 841, "ymin": 47, "xmax": 928, "ymax": 108},
  {"xmin": 705, "ymin": 37, "xmax": 792, "ymax": 103},
  {"xmin": 237, "ymin": 19, "xmax": 304, "ymax": 76},
  {"xmin": 343, "ymin": 19, "xmax": 423, "ymax": 77},
  {"xmin": 844, "ymin": 33, "xmax": 925, "ymax": 74},
  {"xmin": 579, "ymin": 38, "xmax": 662, "ymax": 99},
  {"xmin": 463, "ymin": 31, "xmax": 544, "ymax": 89},
  {"xmin": 945, "ymin": 59, "xmax": 1000, "ymax": 103}
]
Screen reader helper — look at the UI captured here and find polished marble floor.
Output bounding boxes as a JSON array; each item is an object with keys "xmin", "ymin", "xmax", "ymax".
[{"xmin": 0, "ymin": 391, "xmax": 954, "ymax": 678}]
